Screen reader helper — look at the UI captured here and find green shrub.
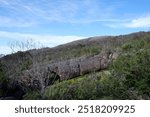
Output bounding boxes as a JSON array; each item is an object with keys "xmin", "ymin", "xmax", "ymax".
[
  {"xmin": 44, "ymin": 72, "xmax": 114, "ymax": 100},
  {"xmin": 0, "ymin": 61, "xmax": 4, "ymax": 81},
  {"xmin": 121, "ymin": 39, "xmax": 148, "ymax": 52},
  {"xmin": 19, "ymin": 59, "xmax": 32, "ymax": 71},
  {"xmin": 23, "ymin": 91, "xmax": 41, "ymax": 100},
  {"xmin": 0, "ymin": 61, "xmax": 10, "ymax": 97},
  {"xmin": 109, "ymin": 39, "xmax": 150, "ymax": 99}
]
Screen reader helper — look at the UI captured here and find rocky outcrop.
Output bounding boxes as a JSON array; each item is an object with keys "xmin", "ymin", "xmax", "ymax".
[{"xmin": 48, "ymin": 52, "xmax": 118, "ymax": 81}]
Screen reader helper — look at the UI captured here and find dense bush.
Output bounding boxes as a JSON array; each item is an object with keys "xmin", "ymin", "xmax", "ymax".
[
  {"xmin": 110, "ymin": 39, "xmax": 150, "ymax": 99},
  {"xmin": 0, "ymin": 61, "xmax": 4, "ymax": 81},
  {"xmin": 0, "ymin": 61, "xmax": 9, "ymax": 97},
  {"xmin": 44, "ymin": 72, "xmax": 102, "ymax": 100}
]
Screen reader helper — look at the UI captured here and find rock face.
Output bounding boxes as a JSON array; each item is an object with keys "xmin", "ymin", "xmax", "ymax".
[{"xmin": 48, "ymin": 52, "xmax": 117, "ymax": 81}]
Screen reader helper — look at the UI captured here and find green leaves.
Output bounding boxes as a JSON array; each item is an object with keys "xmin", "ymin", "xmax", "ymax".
[{"xmin": 110, "ymin": 39, "xmax": 150, "ymax": 99}]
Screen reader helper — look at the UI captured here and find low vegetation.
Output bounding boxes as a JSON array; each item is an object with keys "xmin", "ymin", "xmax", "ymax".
[{"xmin": 45, "ymin": 44, "xmax": 102, "ymax": 63}]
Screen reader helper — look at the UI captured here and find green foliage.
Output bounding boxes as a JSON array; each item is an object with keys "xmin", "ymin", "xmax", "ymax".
[
  {"xmin": 0, "ymin": 61, "xmax": 9, "ymax": 97},
  {"xmin": 44, "ymin": 72, "xmax": 112, "ymax": 100},
  {"xmin": 46, "ymin": 44, "xmax": 102, "ymax": 62},
  {"xmin": 44, "ymin": 76, "xmax": 85, "ymax": 100},
  {"xmin": 110, "ymin": 39, "xmax": 150, "ymax": 99},
  {"xmin": 0, "ymin": 61, "xmax": 4, "ymax": 81},
  {"xmin": 64, "ymin": 44, "xmax": 102, "ymax": 57},
  {"xmin": 121, "ymin": 39, "xmax": 148, "ymax": 52},
  {"xmin": 19, "ymin": 59, "xmax": 32, "ymax": 71},
  {"xmin": 0, "ymin": 61, "xmax": 9, "ymax": 85},
  {"xmin": 23, "ymin": 90, "xmax": 41, "ymax": 100}
]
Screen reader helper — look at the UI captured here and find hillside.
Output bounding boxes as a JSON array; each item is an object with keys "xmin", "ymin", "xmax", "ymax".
[{"xmin": 0, "ymin": 31, "xmax": 150, "ymax": 100}]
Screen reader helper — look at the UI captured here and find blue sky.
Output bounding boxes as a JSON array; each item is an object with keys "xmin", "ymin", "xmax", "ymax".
[{"xmin": 0, "ymin": 0, "xmax": 150, "ymax": 54}]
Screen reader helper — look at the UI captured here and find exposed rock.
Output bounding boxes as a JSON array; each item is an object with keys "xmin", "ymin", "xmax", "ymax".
[{"xmin": 48, "ymin": 52, "xmax": 117, "ymax": 80}]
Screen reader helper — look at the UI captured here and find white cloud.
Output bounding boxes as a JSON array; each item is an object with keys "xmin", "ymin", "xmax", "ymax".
[
  {"xmin": 125, "ymin": 15, "xmax": 150, "ymax": 28},
  {"xmin": 0, "ymin": 31, "xmax": 86, "ymax": 54},
  {"xmin": 0, "ymin": 31, "xmax": 85, "ymax": 44},
  {"xmin": 106, "ymin": 15, "xmax": 150, "ymax": 28}
]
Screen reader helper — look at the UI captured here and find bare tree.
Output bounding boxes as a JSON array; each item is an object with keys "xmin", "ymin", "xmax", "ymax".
[
  {"xmin": 5, "ymin": 39, "xmax": 60, "ymax": 99},
  {"xmin": 27, "ymin": 52, "xmax": 47, "ymax": 98},
  {"xmin": 6, "ymin": 39, "xmax": 47, "ymax": 98},
  {"xmin": 8, "ymin": 39, "xmax": 44, "ymax": 53}
]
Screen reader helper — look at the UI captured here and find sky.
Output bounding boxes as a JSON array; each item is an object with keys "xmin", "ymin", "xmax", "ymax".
[{"xmin": 0, "ymin": 0, "xmax": 150, "ymax": 54}]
